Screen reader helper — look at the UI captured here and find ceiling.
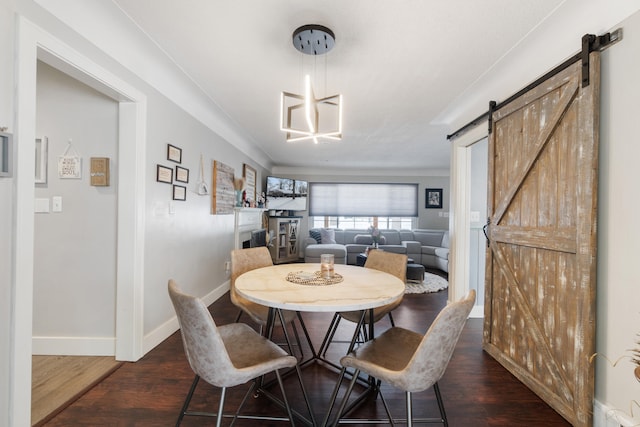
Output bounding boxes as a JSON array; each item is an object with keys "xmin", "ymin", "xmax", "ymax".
[{"xmin": 106, "ymin": 1, "xmax": 566, "ymax": 172}]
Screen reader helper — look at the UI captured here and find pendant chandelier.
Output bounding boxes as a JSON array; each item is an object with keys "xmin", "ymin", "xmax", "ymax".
[{"xmin": 280, "ymin": 25, "xmax": 343, "ymax": 144}]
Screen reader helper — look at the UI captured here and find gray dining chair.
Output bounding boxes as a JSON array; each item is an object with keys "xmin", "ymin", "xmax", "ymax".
[
  {"xmin": 168, "ymin": 279, "xmax": 313, "ymax": 426},
  {"xmin": 329, "ymin": 290, "xmax": 476, "ymax": 427},
  {"xmin": 318, "ymin": 250, "xmax": 407, "ymax": 356},
  {"xmin": 231, "ymin": 247, "xmax": 315, "ymax": 358}
]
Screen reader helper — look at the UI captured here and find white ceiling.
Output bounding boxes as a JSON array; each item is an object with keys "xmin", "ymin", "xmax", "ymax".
[
  {"xmin": 32, "ymin": 1, "xmax": 640, "ymax": 173},
  {"xmin": 104, "ymin": 0, "xmax": 574, "ymax": 173}
]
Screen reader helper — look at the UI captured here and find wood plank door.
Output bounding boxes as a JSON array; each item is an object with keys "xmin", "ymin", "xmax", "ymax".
[{"xmin": 483, "ymin": 51, "xmax": 599, "ymax": 427}]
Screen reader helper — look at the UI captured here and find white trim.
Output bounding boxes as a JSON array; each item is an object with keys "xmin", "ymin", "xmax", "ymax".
[
  {"xmin": 32, "ymin": 337, "xmax": 116, "ymax": 356},
  {"xmin": 449, "ymin": 125, "xmax": 488, "ymax": 305},
  {"xmin": 594, "ymin": 399, "xmax": 634, "ymax": 427},
  {"xmin": 13, "ymin": 16, "xmax": 146, "ymax": 425}
]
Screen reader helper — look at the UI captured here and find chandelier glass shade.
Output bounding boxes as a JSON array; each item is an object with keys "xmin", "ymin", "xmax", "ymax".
[{"xmin": 280, "ymin": 25, "xmax": 343, "ymax": 144}]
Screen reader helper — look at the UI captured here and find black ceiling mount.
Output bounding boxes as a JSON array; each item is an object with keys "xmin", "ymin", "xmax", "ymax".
[
  {"xmin": 292, "ymin": 25, "xmax": 335, "ymax": 55},
  {"xmin": 447, "ymin": 29, "xmax": 622, "ymax": 140}
]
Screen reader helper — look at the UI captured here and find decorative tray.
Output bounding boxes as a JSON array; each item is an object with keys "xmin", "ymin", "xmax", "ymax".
[{"xmin": 286, "ymin": 270, "xmax": 343, "ymax": 286}]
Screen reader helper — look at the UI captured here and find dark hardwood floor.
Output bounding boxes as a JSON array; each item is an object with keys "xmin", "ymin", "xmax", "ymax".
[{"xmin": 44, "ymin": 278, "xmax": 570, "ymax": 426}]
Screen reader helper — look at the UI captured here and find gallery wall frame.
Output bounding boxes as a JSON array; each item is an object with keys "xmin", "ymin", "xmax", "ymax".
[
  {"xmin": 173, "ymin": 184, "xmax": 186, "ymax": 201},
  {"xmin": 157, "ymin": 164, "xmax": 173, "ymax": 183},
  {"xmin": 35, "ymin": 136, "xmax": 48, "ymax": 184},
  {"xmin": 167, "ymin": 143, "xmax": 182, "ymax": 163},
  {"xmin": 425, "ymin": 188, "xmax": 443, "ymax": 209},
  {"xmin": 243, "ymin": 163, "xmax": 256, "ymax": 202},
  {"xmin": 175, "ymin": 166, "xmax": 189, "ymax": 183},
  {"xmin": 212, "ymin": 160, "xmax": 235, "ymax": 214},
  {"xmin": 0, "ymin": 131, "xmax": 12, "ymax": 177}
]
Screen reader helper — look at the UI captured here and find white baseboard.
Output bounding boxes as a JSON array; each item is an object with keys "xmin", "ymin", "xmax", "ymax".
[
  {"xmin": 142, "ymin": 281, "xmax": 230, "ymax": 355},
  {"xmin": 32, "ymin": 336, "xmax": 115, "ymax": 356},
  {"xmin": 594, "ymin": 399, "xmax": 637, "ymax": 427},
  {"xmin": 469, "ymin": 304, "xmax": 484, "ymax": 318},
  {"xmin": 32, "ymin": 282, "xmax": 231, "ymax": 357}
]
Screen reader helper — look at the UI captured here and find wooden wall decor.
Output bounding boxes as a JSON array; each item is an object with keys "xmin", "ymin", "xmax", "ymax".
[{"xmin": 211, "ymin": 160, "xmax": 235, "ymax": 214}]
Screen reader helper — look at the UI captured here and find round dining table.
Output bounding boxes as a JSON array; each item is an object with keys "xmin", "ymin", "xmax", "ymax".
[
  {"xmin": 234, "ymin": 262, "xmax": 405, "ymax": 313},
  {"xmin": 235, "ymin": 262, "xmax": 406, "ymax": 427}
]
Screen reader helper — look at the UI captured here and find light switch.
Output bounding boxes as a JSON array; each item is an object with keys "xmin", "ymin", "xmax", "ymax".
[{"xmin": 52, "ymin": 196, "xmax": 62, "ymax": 212}]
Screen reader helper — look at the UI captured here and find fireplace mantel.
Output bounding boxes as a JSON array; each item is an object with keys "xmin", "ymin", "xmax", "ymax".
[{"xmin": 234, "ymin": 207, "xmax": 267, "ymax": 249}]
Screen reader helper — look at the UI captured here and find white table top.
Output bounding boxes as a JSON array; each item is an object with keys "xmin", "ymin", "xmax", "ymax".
[{"xmin": 234, "ymin": 263, "xmax": 405, "ymax": 312}]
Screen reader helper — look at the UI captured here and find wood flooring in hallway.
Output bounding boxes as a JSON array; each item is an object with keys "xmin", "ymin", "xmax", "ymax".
[{"xmin": 43, "ymin": 279, "xmax": 570, "ymax": 426}]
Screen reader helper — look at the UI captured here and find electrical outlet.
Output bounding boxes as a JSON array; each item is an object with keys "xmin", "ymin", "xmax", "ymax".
[{"xmin": 224, "ymin": 261, "xmax": 231, "ymax": 273}]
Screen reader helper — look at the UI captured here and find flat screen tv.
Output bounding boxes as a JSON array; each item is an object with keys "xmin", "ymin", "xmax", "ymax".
[{"xmin": 266, "ymin": 176, "xmax": 308, "ymax": 211}]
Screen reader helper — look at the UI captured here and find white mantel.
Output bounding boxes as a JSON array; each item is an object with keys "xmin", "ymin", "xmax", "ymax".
[{"xmin": 234, "ymin": 207, "xmax": 267, "ymax": 249}]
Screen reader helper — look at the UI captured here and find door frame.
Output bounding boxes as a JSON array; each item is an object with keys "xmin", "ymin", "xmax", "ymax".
[
  {"xmin": 450, "ymin": 123, "xmax": 487, "ymax": 316},
  {"xmin": 11, "ymin": 17, "xmax": 146, "ymax": 425}
]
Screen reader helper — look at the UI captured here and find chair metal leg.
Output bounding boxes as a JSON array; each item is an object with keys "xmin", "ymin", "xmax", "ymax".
[
  {"xmin": 234, "ymin": 309, "xmax": 243, "ymax": 323},
  {"xmin": 274, "ymin": 369, "xmax": 296, "ymax": 426},
  {"xmin": 216, "ymin": 386, "xmax": 227, "ymax": 427},
  {"xmin": 176, "ymin": 374, "xmax": 200, "ymax": 426},
  {"xmin": 433, "ymin": 382, "xmax": 448, "ymax": 426},
  {"xmin": 406, "ymin": 391, "xmax": 412, "ymax": 427},
  {"xmin": 378, "ymin": 390, "xmax": 395, "ymax": 426}
]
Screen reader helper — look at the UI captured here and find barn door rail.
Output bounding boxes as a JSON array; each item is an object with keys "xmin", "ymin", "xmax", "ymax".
[{"xmin": 447, "ymin": 29, "xmax": 622, "ymax": 140}]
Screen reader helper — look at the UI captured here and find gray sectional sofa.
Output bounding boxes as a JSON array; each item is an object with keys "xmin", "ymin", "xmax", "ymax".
[{"xmin": 302, "ymin": 228, "xmax": 449, "ymax": 272}]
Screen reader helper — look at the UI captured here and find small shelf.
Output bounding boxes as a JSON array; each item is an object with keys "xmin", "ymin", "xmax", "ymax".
[{"xmin": 269, "ymin": 217, "xmax": 300, "ymax": 264}]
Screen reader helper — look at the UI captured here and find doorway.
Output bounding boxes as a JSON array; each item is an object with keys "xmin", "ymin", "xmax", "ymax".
[{"xmin": 11, "ymin": 17, "xmax": 146, "ymax": 425}]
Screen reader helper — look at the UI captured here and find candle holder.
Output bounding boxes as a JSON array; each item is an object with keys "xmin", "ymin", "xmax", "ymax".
[{"xmin": 320, "ymin": 254, "xmax": 335, "ymax": 279}]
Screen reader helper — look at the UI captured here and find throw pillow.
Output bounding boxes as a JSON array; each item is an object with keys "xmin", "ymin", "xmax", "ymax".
[
  {"xmin": 309, "ymin": 229, "xmax": 322, "ymax": 244},
  {"xmin": 320, "ymin": 228, "xmax": 336, "ymax": 244},
  {"xmin": 354, "ymin": 234, "xmax": 373, "ymax": 245}
]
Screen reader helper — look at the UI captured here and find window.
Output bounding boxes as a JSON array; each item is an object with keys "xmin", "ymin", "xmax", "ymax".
[
  {"xmin": 311, "ymin": 216, "xmax": 415, "ymax": 230},
  {"xmin": 309, "ymin": 182, "xmax": 418, "ymax": 216},
  {"xmin": 309, "ymin": 183, "xmax": 418, "ymax": 230}
]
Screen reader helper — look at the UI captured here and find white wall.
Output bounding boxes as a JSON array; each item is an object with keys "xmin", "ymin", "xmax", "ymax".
[
  {"xmin": 596, "ymin": 9, "xmax": 640, "ymax": 426},
  {"xmin": 33, "ymin": 62, "xmax": 119, "ymax": 353}
]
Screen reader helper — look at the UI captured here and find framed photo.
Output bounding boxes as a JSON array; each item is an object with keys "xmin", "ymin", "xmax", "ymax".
[
  {"xmin": 175, "ymin": 166, "xmax": 189, "ymax": 183},
  {"xmin": 425, "ymin": 188, "xmax": 443, "ymax": 209},
  {"xmin": 173, "ymin": 184, "xmax": 186, "ymax": 201},
  {"xmin": 35, "ymin": 136, "xmax": 48, "ymax": 184},
  {"xmin": 167, "ymin": 144, "xmax": 182, "ymax": 163},
  {"xmin": 157, "ymin": 164, "xmax": 173, "ymax": 183},
  {"xmin": 243, "ymin": 163, "xmax": 256, "ymax": 202}
]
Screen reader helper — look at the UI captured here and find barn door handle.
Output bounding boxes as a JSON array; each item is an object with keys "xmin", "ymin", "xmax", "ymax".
[{"xmin": 482, "ymin": 218, "xmax": 490, "ymax": 247}]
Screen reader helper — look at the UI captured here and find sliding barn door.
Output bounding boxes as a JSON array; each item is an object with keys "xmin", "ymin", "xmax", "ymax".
[{"xmin": 483, "ymin": 51, "xmax": 599, "ymax": 427}]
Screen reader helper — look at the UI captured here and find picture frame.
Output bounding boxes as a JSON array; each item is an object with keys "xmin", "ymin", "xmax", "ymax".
[
  {"xmin": 243, "ymin": 163, "xmax": 257, "ymax": 202},
  {"xmin": 0, "ymin": 131, "xmax": 11, "ymax": 177},
  {"xmin": 175, "ymin": 166, "xmax": 189, "ymax": 183},
  {"xmin": 35, "ymin": 136, "xmax": 48, "ymax": 184},
  {"xmin": 212, "ymin": 160, "xmax": 235, "ymax": 214},
  {"xmin": 157, "ymin": 164, "xmax": 173, "ymax": 183},
  {"xmin": 167, "ymin": 144, "xmax": 182, "ymax": 163},
  {"xmin": 173, "ymin": 184, "xmax": 187, "ymax": 201},
  {"xmin": 425, "ymin": 188, "xmax": 443, "ymax": 209}
]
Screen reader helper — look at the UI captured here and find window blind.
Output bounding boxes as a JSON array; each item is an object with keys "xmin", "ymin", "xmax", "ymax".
[{"xmin": 309, "ymin": 183, "xmax": 418, "ymax": 217}]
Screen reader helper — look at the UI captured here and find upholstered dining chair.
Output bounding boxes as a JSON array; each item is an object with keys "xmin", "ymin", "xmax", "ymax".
[
  {"xmin": 318, "ymin": 250, "xmax": 407, "ymax": 356},
  {"xmin": 328, "ymin": 290, "xmax": 476, "ymax": 427},
  {"xmin": 168, "ymin": 279, "xmax": 314, "ymax": 427},
  {"xmin": 231, "ymin": 247, "xmax": 314, "ymax": 358}
]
